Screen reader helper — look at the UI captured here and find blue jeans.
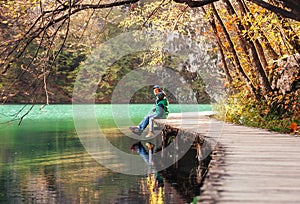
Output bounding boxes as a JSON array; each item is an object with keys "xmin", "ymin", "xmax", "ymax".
[
  {"xmin": 138, "ymin": 113, "xmax": 156, "ymax": 131},
  {"xmin": 136, "ymin": 143, "xmax": 149, "ymax": 164}
]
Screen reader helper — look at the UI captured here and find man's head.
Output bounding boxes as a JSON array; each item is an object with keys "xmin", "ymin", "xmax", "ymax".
[{"xmin": 153, "ymin": 85, "xmax": 161, "ymax": 95}]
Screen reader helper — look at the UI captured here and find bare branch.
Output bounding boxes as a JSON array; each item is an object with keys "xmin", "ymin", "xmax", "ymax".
[
  {"xmin": 42, "ymin": 0, "xmax": 139, "ymax": 14},
  {"xmin": 18, "ymin": 104, "xmax": 35, "ymax": 126},
  {"xmin": 78, "ymin": 0, "xmax": 103, "ymax": 40},
  {"xmin": 142, "ymin": 0, "xmax": 170, "ymax": 27}
]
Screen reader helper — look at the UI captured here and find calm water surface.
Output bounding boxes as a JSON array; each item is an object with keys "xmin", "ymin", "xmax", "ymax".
[{"xmin": 0, "ymin": 104, "xmax": 211, "ymax": 204}]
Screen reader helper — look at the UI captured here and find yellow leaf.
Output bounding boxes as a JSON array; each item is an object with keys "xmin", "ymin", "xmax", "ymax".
[{"xmin": 271, "ymin": 19, "xmax": 277, "ymax": 24}]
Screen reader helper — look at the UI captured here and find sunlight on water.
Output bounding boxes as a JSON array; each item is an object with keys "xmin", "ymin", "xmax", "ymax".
[{"xmin": 0, "ymin": 104, "xmax": 211, "ymax": 203}]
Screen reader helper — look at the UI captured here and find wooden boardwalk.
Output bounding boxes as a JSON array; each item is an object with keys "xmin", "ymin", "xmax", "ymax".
[{"xmin": 155, "ymin": 112, "xmax": 300, "ymax": 204}]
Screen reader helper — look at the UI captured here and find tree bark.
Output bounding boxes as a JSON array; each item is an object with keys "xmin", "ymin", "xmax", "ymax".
[
  {"xmin": 224, "ymin": 0, "xmax": 272, "ymax": 95},
  {"xmin": 211, "ymin": 3, "xmax": 261, "ymax": 100},
  {"xmin": 238, "ymin": 0, "xmax": 269, "ymax": 71}
]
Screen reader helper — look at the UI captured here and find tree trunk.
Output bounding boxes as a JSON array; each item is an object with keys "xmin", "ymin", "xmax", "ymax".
[
  {"xmin": 242, "ymin": 0, "xmax": 279, "ymax": 60},
  {"xmin": 237, "ymin": 0, "xmax": 269, "ymax": 72},
  {"xmin": 202, "ymin": 7, "xmax": 233, "ymax": 84},
  {"xmin": 253, "ymin": 41, "xmax": 269, "ymax": 73},
  {"xmin": 257, "ymin": 33, "xmax": 279, "ymax": 60},
  {"xmin": 224, "ymin": 0, "xmax": 273, "ymax": 95},
  {"xmin": 222, "ymin": 0, "xmax": 251, "ymax": 59},
  {"xmin": 211, "ymin": 3, "xmax": 261, "ymax": 100}
]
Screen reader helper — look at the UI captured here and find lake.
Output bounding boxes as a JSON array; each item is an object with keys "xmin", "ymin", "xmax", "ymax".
[{"xmin": 0, "ymin": 104, "xmax": 211, "ymax": 203}]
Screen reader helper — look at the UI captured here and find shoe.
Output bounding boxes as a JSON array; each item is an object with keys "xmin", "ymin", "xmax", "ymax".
[
  {"xmin": 145, "ymin": 131, "xmax": 154, "ymax": 138},
  {"xmin": 129, "ymin": 126, "xmax": 142, "ymax": 136}
]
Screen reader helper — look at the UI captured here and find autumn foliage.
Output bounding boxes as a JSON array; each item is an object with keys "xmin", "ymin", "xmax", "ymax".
[
  {"xmin": 0, "ymin": 0, "xmax": 299, "ymax": 132},
  {"xmin": 290, "ymin": 122, "xmax": 298, "ymax": 134}
]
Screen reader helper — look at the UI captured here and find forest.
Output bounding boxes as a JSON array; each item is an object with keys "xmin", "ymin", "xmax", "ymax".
[{"xmin": 0, "ymin": 0, "xmax": 299, "ymax": 133}]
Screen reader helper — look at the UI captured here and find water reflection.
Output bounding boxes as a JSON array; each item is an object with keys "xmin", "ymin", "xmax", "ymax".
[{"xmin": 0, "ymin": 121, "xmax": 191, "ymax": 204}]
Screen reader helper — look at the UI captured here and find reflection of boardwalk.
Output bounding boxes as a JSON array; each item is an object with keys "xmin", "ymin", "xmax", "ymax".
[{"xmin": 155, "ymin": 112, "xmax": 300, "ymax": 203}]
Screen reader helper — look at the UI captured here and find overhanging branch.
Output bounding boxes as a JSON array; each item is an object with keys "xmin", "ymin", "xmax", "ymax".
[
  {"xmin": 172, "ymin": 0, "xmax": 219, "ymax": 7},
  {"xmin": 171, "ymin": 0, "xmax": 300, "ymax": 21},
  {"xmin": 43, "ymin": 0, "xmax": 140, "ymax": 14},
  {"xmin": 249, "ymin": 0, "xmax": 300, "ymax": 21}
]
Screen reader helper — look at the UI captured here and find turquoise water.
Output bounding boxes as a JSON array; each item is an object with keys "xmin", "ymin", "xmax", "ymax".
[
  {"xmin": 0, "ymin": 104, "xmax": 211, "ymax": 203},
  {"xmin": 0, "ymin": 104, "xmax": 211, "ymax": 126}
]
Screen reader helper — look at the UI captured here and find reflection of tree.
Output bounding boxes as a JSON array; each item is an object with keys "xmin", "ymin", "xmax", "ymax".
[
  {"xmin": 160, "ymin": 147, "xmax": 211, "ymax": 203},
  {"xmin": 0, "ymin": 149, "xmax": 147, "ymax": 203},
  {"xmin": 21, "ymin": 167, "xmax": 64, "ymax": 203},
  {"xmin": 130, "ymin": 129, "xmax": 211, "ymax": 203}
]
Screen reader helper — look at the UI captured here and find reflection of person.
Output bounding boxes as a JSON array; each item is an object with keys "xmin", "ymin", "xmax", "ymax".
[
  {"xmin": 130, "ymin": 141, "xmax": 155, "ymax": 164},
  {"xmin": 131, "ymin": 141, "xmax": 164, "ymax": 195},
  {"xmin": 153, "ymin": 172, "xmax": 164, "ymax": 193},
  {"xmin": 129, "ymin": 85, "xmax": 168, "ymax": 136}
]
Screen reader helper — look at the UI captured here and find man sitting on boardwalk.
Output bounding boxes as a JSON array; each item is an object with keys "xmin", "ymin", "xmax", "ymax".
[
  {"xmin": 146, "ymin": 91, "xmax": 169, "ymax": 137},
  {"xmin": 129, "ymin": 86, "xmax": 169, "ymax": 137}
]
